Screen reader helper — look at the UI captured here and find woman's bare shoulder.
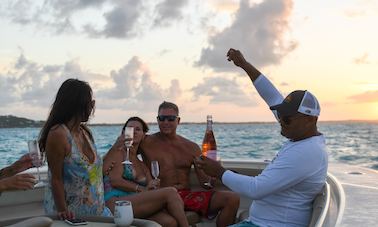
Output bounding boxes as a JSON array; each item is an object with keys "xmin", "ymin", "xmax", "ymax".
[
  {"xmin": 47, "ymin": 124, "xmax": 66, "ymax": 138},
  {"xmin": 46, "ymin": 125, "xmax": 69, "ymax": 149}
]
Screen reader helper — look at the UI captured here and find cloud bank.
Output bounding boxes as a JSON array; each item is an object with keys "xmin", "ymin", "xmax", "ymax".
[
  {"xmin": 191, "ymin": 76, "xmax": 256, "ymax": 107},
  {"xmin": 196, "ymin": 0, "xmax": 297, "ymax": 71},
  {"xmin": 1, "ymin": 0, "xmax": 189, "ymax": 38},
  {"xmin": 0, "ymin": 53, "xmax": 181, "ymax": 114}
]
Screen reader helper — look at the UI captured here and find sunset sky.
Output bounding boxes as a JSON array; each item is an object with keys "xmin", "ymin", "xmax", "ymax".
[{"xmin": 0, "ymin": 0, "xmax": 377, "ymax": 123}]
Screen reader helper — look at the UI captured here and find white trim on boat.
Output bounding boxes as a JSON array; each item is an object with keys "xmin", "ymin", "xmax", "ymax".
[
  {"xmin": 341, "ymin": 182, "xmax": 378, "ymax": 190},
  {"xmin": 327, "ymin": 173, "xmax": 346, "ymax": 227},
  {"xmin": 314, "ymin": 182, "xmax": 330, "ymax": 227}
]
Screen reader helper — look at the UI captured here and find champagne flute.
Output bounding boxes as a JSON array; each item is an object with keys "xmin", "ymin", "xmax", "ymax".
[
  {"xmin": 122, "ymin": 127, "xmax": 134, "ymax": 164},
  {"xmin": 202, "ymin": 159, "xmax": 213, "ymax": 188},
  {"xmin": 28, "ymin": 140, "xmax": 44, "ymax": 187},
  {"xmin": 151, "ymin": 161, "xmax": 159, "ymax": 189},
  {"xmin": 151, "ymin": 161, "xmax": 159, "ymax": 179},
  {"xmin": 200, "ymin": 153, "xmax": 219, "ymax": 188}
]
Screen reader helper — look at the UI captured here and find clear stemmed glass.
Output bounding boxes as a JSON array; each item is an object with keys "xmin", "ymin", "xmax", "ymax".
[
  {"xmin": 122, "ymin": 127, "xmax": 134, "ymax": 164},
  {"xmin": 28, "ymin": 140, "xmax": 45, "ymax": 187},
  {"xmin": 151, "ymin": 161, "xmax": 159, "ymax": 179},
  {"xmin": 202, "ymin": 156, "xmax": 220, "ymax": 188},
  {"xmin": 151, "ymin": 161, "xmax": 159, "ymax": 189}
]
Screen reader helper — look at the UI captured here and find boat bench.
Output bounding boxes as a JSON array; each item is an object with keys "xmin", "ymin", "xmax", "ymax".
[
  {"xmin": 185, "ymin": 183, "xmax": 329, "ymax": 227},
  {"xmin": 0, "ymin": 187, "xmax": 45, "ymax": 221}
]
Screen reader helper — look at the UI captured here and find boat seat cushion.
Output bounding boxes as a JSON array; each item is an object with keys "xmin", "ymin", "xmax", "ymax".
[{"xmin": 6, "ymin": 216, "xmax": 53, "ymax": 227}]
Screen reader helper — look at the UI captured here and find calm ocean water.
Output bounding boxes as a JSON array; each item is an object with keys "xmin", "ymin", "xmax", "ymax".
[{"xmin": 1, "ymin": 122, "xmax": 377, "ymax": 170}]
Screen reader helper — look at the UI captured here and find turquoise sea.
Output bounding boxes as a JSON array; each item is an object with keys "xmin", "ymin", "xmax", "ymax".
[{"xmin": 1, "ymin": 122, "xmax": 377, "ymax": 170}]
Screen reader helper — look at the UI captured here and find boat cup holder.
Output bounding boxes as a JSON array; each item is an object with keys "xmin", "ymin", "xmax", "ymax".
[{"xmin": 347, "ymin": 171, "xmax": 364, "ymax": 175}]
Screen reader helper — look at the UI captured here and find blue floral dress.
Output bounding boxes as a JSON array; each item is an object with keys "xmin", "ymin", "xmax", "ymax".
[{"xmin": 44, "ymin": 124, "xmax": 112, "ymax": 217}]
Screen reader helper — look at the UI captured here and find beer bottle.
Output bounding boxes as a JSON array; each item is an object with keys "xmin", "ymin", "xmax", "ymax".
[{"xmin": 202, "ymin": 115, "xmax": 217, "ymax": 160}]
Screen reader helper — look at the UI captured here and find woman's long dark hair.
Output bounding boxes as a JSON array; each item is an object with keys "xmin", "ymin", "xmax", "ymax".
[
  {"xmin": 122, "ymin": 117, "xmax": 149, "ymax": 154},
  {"xmin": 39, "ymin": 78, "xmax": 94, "ymax": 154},
  {"xmin": 122, "ymin": 116, "xmax": 149, "ymax": 134}
]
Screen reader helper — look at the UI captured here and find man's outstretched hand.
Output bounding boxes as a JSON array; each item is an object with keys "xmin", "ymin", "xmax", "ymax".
[
  {"xmin": 0, "ymin": 173, "xmax": 36, "ymax": 192},
  {"xmin": 194, "ymin": 156, "xmax": 226, "ymax": 180}
]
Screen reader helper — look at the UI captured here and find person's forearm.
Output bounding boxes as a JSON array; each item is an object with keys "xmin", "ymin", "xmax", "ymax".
[
  {"xmin": 215, "ymin": 166, "xmax": 226, "ymax": 180},
  {"xmin": 241, "ymin": 62, "xmax": 262, "ymax": 83},
  {"xmin": 51, "ymin": 178, "xmax": 68, "ymax": 212},
  {"xmin": 112, "ymin": 177, "xmax": 145, "ymax": 192},
  {"xmin": 0, "ymin": 165, "xmax": 17, "ymax": 179},
  {"xmin": 0, "ymin": 178, "xmax": 7, "ymax": 192}
]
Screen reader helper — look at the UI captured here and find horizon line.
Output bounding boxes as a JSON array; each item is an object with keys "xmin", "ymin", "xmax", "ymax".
[{"xmin": 90, "ymin": 119, "xmax": 378, "ymax": 125}]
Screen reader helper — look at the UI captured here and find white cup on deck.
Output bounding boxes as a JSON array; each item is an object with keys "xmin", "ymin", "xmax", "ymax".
[{"xmin": 114, "ymin": 200, "xmax": 134, "ymax": 226}]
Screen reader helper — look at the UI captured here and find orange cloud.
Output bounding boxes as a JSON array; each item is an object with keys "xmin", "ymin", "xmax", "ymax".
[
  {"xmin": 353, "ymin": 53, "xmax": 370, "ymax": 64},
  {"xmin": 348, "ymin": 91, "xmax": 378, "ymax": 103}
]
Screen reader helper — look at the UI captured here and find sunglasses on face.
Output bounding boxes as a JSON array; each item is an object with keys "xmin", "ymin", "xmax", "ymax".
[
  {"xmin": 157, "ymin": 115, "xmax": 178, "ymax": 122},
  {"xmin": 278, "ymin": 112, "xmax": 305, "ymax": 125}
]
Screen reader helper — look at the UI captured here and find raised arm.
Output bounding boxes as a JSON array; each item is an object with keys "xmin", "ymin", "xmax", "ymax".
[
  {"xmin": 104, "ymin": 140, "xmax": 148, "ymax": 193},
  {"xmin": 227, "ymin": 48, "xmax": 284, "ymax": 120},
  {"xmin": 227, "ymin": 48, "xmax": 262, "ymax": 82}
]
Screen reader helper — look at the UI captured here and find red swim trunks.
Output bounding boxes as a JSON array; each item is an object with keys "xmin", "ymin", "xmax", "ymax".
[{"xmin": 178, "ymin": 189, "xmax": 215, "ymax": 217}]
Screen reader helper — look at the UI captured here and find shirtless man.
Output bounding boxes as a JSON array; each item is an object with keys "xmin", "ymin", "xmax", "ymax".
[{"xmin": 141, "ymin": 101, "xmax": 240, "ymax": 227}]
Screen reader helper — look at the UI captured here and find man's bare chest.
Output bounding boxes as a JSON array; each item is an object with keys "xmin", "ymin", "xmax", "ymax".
[{"xmin": 146, "ymin": 142, "xmax": 194, "ymax": 169}]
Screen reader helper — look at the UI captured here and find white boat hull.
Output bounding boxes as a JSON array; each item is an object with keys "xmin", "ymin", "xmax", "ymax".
[{"xmin": 0, "ymin": 160, "xmax": 357, "ymax": 226}]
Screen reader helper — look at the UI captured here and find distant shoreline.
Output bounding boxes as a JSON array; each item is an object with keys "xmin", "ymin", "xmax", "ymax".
[
  {"xmin": 90, "ymin": 120, "xmax": 378, "ymax": 126},
  {"xmin": 0, "ymin": 115, "xmax": 377, "ymax": 128}
]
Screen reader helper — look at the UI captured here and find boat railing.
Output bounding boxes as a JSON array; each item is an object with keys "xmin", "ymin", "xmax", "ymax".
[
  {"xmin": 326, "ymin": 173, "xmax": 346, "ymax": 226},
  {"xmin": 310, "ymin": 182, "xmax": 331, "ymax": 227}
]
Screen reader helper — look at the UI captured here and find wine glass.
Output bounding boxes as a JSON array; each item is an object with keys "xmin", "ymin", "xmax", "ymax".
[
  {"xmin": 28, "ymin": 140, "xmax": 45, "ymax": 187},
  {"xmin": 200, "ymin": 153, "xmax": 218, "ymax": 188},
  {"xmin": 122, "ymin": 127, "xmax": 134, "ymax": 164},
  {"xmin": 114, "ymin": 200, "xmax": 134, "ymax": 226},
  {"xmin": 151, "ymin": 161, "xmax": 159, "ymax": 189}
]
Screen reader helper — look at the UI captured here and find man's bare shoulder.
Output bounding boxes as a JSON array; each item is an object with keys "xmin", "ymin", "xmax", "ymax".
[
  {"xmin": 143, "ymin": 133, "xmax": 160, "ymax": 144},
  {"xmin": 177, "ymin": 135, "xmax": 201, "ymax": 152},
  {"xmin": 146, "ymin": 132, "xmax": 160, "ymax": 139},
  {"xmin": 176, "ymin": 135, "xmax": 200, "ymax": 150}
]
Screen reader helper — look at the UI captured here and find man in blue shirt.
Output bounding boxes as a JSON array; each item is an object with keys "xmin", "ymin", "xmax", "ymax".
[{"xmin": 195, "ymin": 48, "xmax": 328, "ymax": 227}]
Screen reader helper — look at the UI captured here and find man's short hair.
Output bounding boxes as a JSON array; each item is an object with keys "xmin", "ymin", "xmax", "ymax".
[{"xmin": 158, "ymin": 101, "xmax": 179, "ymax": 115}]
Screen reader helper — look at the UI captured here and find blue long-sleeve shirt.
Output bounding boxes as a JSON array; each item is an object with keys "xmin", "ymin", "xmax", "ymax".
[{"xmin": 222, "ymin": 75, "xmax": 328, "ymax": 227}]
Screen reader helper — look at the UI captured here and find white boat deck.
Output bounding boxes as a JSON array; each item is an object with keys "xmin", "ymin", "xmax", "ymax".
[
  {"xmin": 1, "ymin": 162, "xmax": 377, "ymax": 226},
  {"xmin": 328, "ymin": 163, "xmax": 378, "ymax": 226}
]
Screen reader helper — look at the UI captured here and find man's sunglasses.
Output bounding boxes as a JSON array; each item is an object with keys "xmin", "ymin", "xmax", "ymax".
[
  {"xmin": 157, "ymin": 115, "xmax": 178, "ymax": 122},
  {"xmin": 278, "ymin": 112, "xmax": 305, "ymax": 125}
]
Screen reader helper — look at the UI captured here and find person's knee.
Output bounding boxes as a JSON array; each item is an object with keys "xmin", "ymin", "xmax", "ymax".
[
  {"xmin": 163, "ymin": 187, "xmax": 179, "ymax": 198},
  {"xmin": 219, "ymin": 191, "xmax": 240, "ymax": 208},
  {"xmin": 228, "ymin": 192, "xmax": 240, "ymax": 208},
  {"xmin": 159, "ymin": 216, "xmax": 178, "ymax": 227},
  {"xmin": 164, "ymin": 186, "xmax": 178, "ymax": 193},
  {"xmin": 164, "ymin": 187, "xmax": 183, "ymax": 204}
]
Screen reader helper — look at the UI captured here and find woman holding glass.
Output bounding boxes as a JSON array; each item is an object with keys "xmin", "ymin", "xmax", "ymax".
[
  {"xmin": 103, "ymin": 117, "xmax": 189, "ymax": 227},
  {"xmin": 39, "ymin": 79, "xmax": 112, "ymax": 219}
]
